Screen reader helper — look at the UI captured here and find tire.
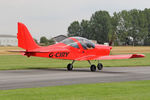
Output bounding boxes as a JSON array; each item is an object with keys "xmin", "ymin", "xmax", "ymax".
[
  {"xmin": 90, "ymin": 65, "xmax": 96, "ymax": 72},
  {"xmin": 67, "ymin": 63, "xmax": 73, "ymax": 71},
  {"xmin": 97, "ymin": 63, "xmax": 103, "ymax": 70}
]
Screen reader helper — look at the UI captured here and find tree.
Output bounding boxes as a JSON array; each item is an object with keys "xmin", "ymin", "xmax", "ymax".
[
  {"xmin": 80, "ymin": 20, "xmax": 91, "ymax": 39},
  {"xmin": 143, "ymin": 8, "xmax": 150, "ymax": 45},
  {"xmin": 113, "ymin": 9, "xmax": 148, "ymax": 45},
  {"xmin": 68, "ymin": 21, "xmax": 81, "ymax": 37},
  {"xmin": 109, "ymin": 12, "xmax": 119, "ymax": 45},
  {"xmin": 67, "ymin": 9, "xmax": 150, "ymax": 46},
  {"xmin": 40, "ymin": 36, "xmax": 49, "ymax": 45},
  {"xmin": 90, "ymin": 11, "xmax": 112, "ymax": 44}
]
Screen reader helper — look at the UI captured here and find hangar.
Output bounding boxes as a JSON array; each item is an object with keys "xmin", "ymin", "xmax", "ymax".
[{"xmin": 0, "ymin": 34, "xmax": 17, "ymax": 46}]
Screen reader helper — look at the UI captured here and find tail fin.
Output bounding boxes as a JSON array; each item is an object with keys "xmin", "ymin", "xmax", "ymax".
[{"xmin": 17, "ymin": 22, "xmax": 39, "ymax": 50}]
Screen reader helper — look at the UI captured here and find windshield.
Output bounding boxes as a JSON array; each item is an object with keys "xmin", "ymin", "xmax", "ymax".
[
  {"xmin": 60, "ymin": 38, "xmax": 79, "ymax": 49},
  {"xmin": 74, "ymin": 37, "xmax": 95, "ymax": 49}
]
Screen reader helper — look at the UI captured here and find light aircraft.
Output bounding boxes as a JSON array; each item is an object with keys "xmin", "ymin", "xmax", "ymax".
[{"xmin": 16, "ymin": 22, "xmax": 145, "ymax": 72}]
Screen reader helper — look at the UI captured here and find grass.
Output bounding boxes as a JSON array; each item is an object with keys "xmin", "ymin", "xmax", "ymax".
[
  {"xmin": 0, "ymin": 80, "xmax": 150, "ymax": 100},
  {"xmin": 0, "ymin": 53, "xmax": 149, "ymax": 70},
  {"xmin": 0, "ymin": 46, "xmax": 22, "ymax": 55},
  {"xmin": 111, "ymin": 46, "xmax": 150, "ymax": 54}
]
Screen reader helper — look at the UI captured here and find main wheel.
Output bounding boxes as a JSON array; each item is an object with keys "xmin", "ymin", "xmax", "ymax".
[
  {"xmin": 67, "ymin": 63, "xmax": 73, "ymax": 71},
  {"xmin": 90, "ymin": 65, "xmax": 96, "ymax": 72},
  {"xmin": 97, "ymin": 63, "xmax": 103, "ymax": 70}
]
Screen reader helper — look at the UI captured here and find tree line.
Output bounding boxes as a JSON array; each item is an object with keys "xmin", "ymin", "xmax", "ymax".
[
  {"xmin": 34, "ymin": 36, "xmax": 55, "ymax": 46},
  {"xmin": 67, "ymin": 8, "xmax": 150, "ymax": 46}
]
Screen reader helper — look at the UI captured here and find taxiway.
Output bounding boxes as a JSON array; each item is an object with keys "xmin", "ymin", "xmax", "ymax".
[{"xmin": 0, "ymin": 67, "xmax": 150, "ymax": 90}]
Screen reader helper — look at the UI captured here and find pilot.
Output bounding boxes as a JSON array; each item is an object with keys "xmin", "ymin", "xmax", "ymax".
[
  {"xmin": 83, "ymin": 40, "xmax": 93, "ymax": 49},
  {"xmin": 86, "ymin": 43, "xmax": 93, "ymax": 49}
]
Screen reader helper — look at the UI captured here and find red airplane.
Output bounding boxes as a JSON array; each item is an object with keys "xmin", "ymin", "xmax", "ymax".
[{"xmin": 17, "ymin": 22, "xmax": 145, "ymax": 72}]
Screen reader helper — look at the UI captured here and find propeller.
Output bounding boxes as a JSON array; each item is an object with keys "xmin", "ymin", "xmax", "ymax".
[{"xmin": 109, "ymin": 32, "xmax": 116, "ymax": 46}]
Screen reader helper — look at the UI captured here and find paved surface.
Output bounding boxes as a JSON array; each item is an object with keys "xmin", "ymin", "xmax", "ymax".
[{"xmin": 0, "ymin": 67, "xmax": 150, "ymax": 90}]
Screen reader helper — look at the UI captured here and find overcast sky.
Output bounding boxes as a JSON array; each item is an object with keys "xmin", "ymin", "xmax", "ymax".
[{"xmin": 0, "ymin": 0, "xmax": 150, "ymax": 40}]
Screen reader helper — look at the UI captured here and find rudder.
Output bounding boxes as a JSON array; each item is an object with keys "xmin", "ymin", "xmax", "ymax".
[{"xmin": 17, "ymin": 22, "xmax": 39, "ymax": 50}]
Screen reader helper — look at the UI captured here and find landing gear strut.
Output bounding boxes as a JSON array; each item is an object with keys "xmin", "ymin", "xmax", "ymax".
[
  {"xmin": 67, "ymin": 60, "xmax": 103, "ymax": 72},
  {"xmin": 67, "ymin": 60, "xmax": 75, "ymax": 71}
]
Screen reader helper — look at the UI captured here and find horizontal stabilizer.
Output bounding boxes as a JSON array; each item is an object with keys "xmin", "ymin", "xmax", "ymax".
[
  {"xmin": 8, "ymin": 50, "xmax": 26, "ymax": 53},
  {"xmin": 8, "ymin": 48, "xmax": 70, "ymax": 53}
]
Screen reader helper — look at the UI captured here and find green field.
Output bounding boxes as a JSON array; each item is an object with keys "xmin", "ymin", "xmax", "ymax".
[
  {"xmin": 0, "ymin": 54, "xmax": 149, "ymax": 70},
  {"xmin": 0, "ymin": 80, "xmax": 150, "ymax": 100}
]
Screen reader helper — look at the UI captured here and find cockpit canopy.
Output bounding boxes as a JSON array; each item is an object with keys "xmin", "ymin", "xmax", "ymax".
[{"xmin": 60, "ymin": 37, "xmax": 95, "ymax": 49}]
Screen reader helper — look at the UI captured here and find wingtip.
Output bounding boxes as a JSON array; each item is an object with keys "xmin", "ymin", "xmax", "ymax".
[{"xmin": 132, "ymin": 54, "xmax": 145, "ymax": 58}]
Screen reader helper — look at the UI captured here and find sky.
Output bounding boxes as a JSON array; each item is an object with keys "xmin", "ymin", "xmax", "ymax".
[{"xmin": 0, "ymin": 0, "xmax": 150, "ymax": 40}]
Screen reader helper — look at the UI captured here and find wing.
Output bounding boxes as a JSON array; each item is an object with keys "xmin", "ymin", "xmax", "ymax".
[
  {"xmin": 96, "ymin": 54, "xmax": 145, "ymax": 60},
  {"xmin": 75, "ymin": 54, "xmax": 145, "ymax": 61}
]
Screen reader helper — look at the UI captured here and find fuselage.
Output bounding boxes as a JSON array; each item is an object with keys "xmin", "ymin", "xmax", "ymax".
[{"xmin": 25, "ymin": 37, "xmax": 112, "ymax": 61}]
